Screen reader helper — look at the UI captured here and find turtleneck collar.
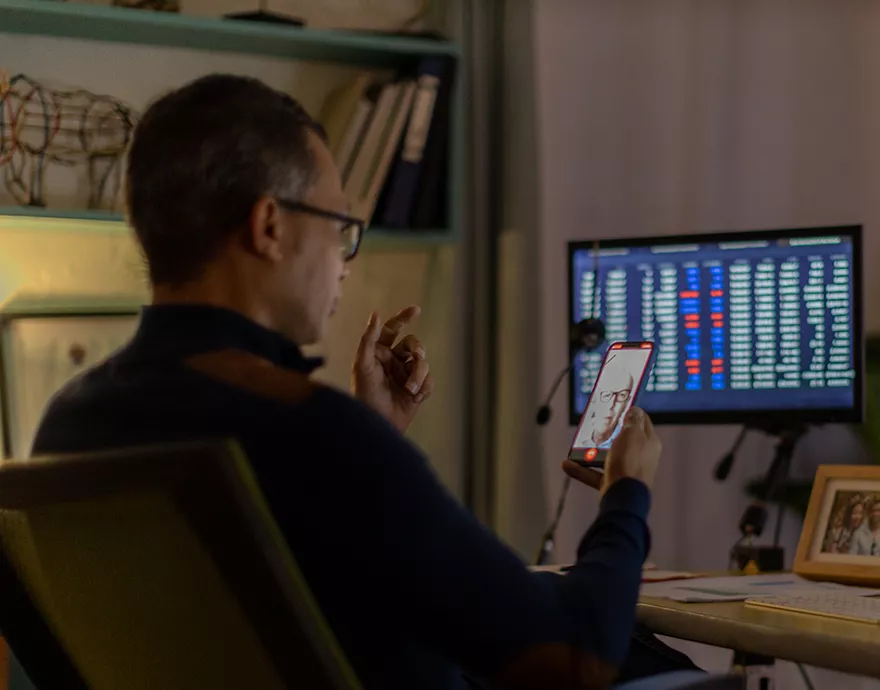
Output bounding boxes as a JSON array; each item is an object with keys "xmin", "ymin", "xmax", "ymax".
[{"xmin": 128, "ymin": 304, "xmax": 324, "ymax": 374}]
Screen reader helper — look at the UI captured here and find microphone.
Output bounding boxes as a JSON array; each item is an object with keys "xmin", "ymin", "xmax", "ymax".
[
  {"xmin": 535, "ymin": 318, "xmax": 607, "ymax": 426},
  {"xmin": 714, "ymin": 427, "xmax": 747, "ymax": 481},
  {"xmin": 570, "ymin": 317, "xmax": 606, "ymax": 352}
]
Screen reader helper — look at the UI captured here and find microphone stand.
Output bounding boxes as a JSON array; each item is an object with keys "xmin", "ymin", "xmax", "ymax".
[
  {"xmin": 533, "ymin": 323, "xmax": 605, "ymax": 565},
  {"xmin": 536, "ymin": 363, "xmax": 574, "ymax": 426},
  {"xmin": 534, "ymin": 241, "xmax": 604, "ymax": 566},
  {"xmin": 535, "ymin": 475, "xmax": 572, "ymax": 566}
]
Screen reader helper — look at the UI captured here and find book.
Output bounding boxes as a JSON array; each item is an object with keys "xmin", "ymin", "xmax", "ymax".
[
  {"xmin": 336, "ymin": 97, "xmax": 374, "ymax": 186},
  {"xmin": 358, "ymin": 81, "xmax": 416, "ymax": 225},
  {"xmin": 379, "ymin": 57, "xmax": 446, "ymax": 230},
  {"xmin": 344, "ymin": 81, "xmax": 404, "ymax": 223},
  {"xmin": 411, "ymin": 58, "xmax": 456, "ymax": 230},
  {"xmin": 318, "ymin": 72, "xmax": 372, "ymax": 155}
]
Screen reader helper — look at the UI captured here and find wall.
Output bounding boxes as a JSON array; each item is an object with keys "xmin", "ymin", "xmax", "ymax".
[
  {"xmin": 492, "ymin": 0, "xmax": 544, "ymax": 558},
  {"xmin": 498, "ymin": 0, "xmax": 879, "ymax": 685},
  {"xmin": 530, "ymin": 0, "xmax": 877, "ymax": 565},
  {"xmin": 0, "ymin": 0, "xmax": 464, "ymax": 494}
]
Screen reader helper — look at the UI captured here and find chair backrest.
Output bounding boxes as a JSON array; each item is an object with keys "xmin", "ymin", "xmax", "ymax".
[{"xmin": 0, "ymin": 440, "xmax": 362, "ymax": 690}]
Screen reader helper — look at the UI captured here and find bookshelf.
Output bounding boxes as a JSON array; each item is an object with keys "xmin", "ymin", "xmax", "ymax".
[
  {"xmin": 0, "ymin": 207, "xmax": 457, "ymax": 250},
  {"xmin": 0, "ymin": 0, "xmax": 462, "ymax": 64},
  {"xmin": 0, "ymin": 0, "xmax": 463, "ymax": 248}
]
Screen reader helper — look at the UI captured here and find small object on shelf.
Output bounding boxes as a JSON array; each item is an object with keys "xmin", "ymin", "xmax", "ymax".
[
  {"xmin": 343, "ymin": 29, "xmax": 448, "ymax": 42},
  {"xmin": 224, "ymin": 11, "xmax": 303, "ymax": 26},
  {"xmin": 0, "ymin": 72, "xmax": 137, "ymax": 211},
  {"xmin": 181, "ymin": 0, "xmax": 301, "ymax": 25},
  {"xmin": 112, "ymin": 0, "xmax": 179, "ymax": 11}
]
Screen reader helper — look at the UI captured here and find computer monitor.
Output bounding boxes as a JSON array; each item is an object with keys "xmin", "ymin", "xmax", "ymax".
[{"xmin": 568, "ymin": 226, "xmax": 864, "ymax": 426}]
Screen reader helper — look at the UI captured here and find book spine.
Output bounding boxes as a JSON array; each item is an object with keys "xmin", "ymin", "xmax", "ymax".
[{"xmin": 380, "ymin": 57, "xmax": 444, "ymax": 230}]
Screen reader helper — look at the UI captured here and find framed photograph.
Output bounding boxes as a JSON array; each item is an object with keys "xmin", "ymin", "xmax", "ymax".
[{"xmin": 795, "ymin": 465, "xmax": 880, "ymax": 586}]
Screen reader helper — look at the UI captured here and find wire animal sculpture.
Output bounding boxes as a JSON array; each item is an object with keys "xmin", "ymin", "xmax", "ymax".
[{"xmin": 0, "ymin": 73, "xmax": 138, "ymax": 210}]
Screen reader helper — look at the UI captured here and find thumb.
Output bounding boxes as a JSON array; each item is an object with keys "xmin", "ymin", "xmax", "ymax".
[
  {"xmin": 355, "ymin": 312, "xmax": 381, "ymax": 372},
  {"xmin": 562, "ymin": 460, "xmax": 603, "ymax": 490}
]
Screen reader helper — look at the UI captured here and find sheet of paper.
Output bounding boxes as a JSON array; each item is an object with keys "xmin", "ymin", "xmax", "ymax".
[
  {"xmin": 641, "ymin": 570, "xmax": 703, "ymax": 583},
  {"xmin": 529, "ymin": 564, "xmax": 701, "ymax": 582},
  {"xmin": 641, "ymin": 573, "xmax": 880, "ymax": 603}
]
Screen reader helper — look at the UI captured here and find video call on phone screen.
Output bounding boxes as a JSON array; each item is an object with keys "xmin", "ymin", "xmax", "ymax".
[{"xmin": 573, "ymin": 345, "xmax": 653, "ymax": 451}]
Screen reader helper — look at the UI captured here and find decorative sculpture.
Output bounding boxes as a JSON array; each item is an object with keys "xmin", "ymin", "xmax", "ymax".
[{"xmin": 0, "ymin": 72, "xmax": 138, "ymax": 210}]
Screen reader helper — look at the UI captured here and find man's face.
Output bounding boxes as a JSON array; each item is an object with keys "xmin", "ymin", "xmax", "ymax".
[
  {"xmin": 870, "ymin": 503, "xmax": 880, "ymax": 530},
  {"xmin": 270, "ymin": 130, "xmax": 350, "ymax": 345},
  {"xmin": 589, "ymin": 371, "xmax": 634, "ymax": 446}
]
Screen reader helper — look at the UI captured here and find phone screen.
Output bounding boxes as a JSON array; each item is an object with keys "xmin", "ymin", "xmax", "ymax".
[{"xmin": 569, "ymin": 342, "xmax": 654, "ymax": 466}]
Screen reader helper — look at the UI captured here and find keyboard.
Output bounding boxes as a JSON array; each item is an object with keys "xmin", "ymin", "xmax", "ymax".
[{"xmin": 745, "ymin": 592, "xmax": 880, "ymax": 624}]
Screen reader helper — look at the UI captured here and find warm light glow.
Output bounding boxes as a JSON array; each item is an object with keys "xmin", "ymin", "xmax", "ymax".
[{"xmin": 0, "ymin": 213, "xmax": 148, "ymax": 312}]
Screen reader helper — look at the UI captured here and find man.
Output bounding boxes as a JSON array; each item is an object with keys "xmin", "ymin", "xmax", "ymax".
[
  {"xmin": 849, "ymin": 500, "xmax": 880, "ymax": 557},
  {"xmin": 34, "ymin": 75, "xmax": 694, "ymax": 689}
]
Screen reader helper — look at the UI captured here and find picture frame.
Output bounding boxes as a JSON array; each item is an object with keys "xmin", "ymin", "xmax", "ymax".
[{"xmin": 795, "ymin": 465, "xmax": 880, "ymax": 586}]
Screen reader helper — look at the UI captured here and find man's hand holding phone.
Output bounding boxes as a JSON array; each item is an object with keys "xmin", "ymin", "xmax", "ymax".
[{"xmin": 563, "ymin": 407, "xmax": 661, "ymax": 494}]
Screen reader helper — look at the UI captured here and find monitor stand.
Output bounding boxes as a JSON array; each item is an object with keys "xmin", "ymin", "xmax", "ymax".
[{"xmin": 732, "ymin": 423, "xmax": 809, "ymax": 573}]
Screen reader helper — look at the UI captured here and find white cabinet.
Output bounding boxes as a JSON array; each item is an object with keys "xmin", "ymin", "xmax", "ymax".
[{"xmin": 1, "ymin": 315, "xmax": 140, "ymax": 459}]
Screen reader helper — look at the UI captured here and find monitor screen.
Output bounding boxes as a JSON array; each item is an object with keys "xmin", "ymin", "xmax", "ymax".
[{"xmin": 568, "ymin": 226, "xmax": 864, "ymax": 426}]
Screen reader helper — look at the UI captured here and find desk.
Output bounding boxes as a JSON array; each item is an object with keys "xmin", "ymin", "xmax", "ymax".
[{"xmin": 638, "ymin": 595, "xmax": 880, "ymax": 678}]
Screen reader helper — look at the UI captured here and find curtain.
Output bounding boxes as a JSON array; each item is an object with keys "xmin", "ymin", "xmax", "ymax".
[{"xmin": 498, "ymin": 1, "xmax": 879, "ymax": 685}]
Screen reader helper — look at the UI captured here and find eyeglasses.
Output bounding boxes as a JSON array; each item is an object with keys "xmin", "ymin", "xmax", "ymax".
[
  {"xmin": 276, "ymin": 199, "xmax": 365, "ymax": 261},
  {"xmin": 598, "ymin": 389, "xmax": 631, "ymax": 404}
]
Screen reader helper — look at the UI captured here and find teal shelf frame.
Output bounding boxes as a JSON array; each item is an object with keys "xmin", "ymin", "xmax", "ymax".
[
  {"xmin": 0, "ymin": 206, "xmax": 456, "ymax": 250},
  {"xmin": 0, "ymin": 295, "xmax": 143, "ymax": 316},
  {"xmin": 0, "ymin": 0, "xmax": 464, "ymax": 247},
  {"xmin": 0, "ymin": 0, "xmax": 461, "ymax": 66}
]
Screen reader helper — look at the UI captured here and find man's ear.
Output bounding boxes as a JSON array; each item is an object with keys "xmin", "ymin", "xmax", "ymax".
[{"xmin": 247, "ymin": 196, "xmax": 285, "ymax": 263}]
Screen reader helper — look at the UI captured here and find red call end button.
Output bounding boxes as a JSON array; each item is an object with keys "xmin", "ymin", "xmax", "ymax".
[{"xmin": 585, "ymin": 448, "xmax": 598, "ymax": 461}]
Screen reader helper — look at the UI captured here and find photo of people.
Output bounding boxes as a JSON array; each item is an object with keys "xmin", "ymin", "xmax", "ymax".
[
  {"xmin": 573, "ymin": 348, "xmax": 650, "ymax": 450},
  {"xmin": 797, "ymin": 467, "xmax": 880, "ymax": 581},
  {"xmin": 820, "ymin": 491, "xmax": 880, "ymax": 557}
]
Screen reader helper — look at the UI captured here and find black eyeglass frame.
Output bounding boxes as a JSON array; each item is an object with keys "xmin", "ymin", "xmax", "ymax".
[
  {"xmin": 276, "ymin": 199, "xmax": 366, "ymax": 261},
  {"xmin": 597, "ymin": 389, "xmax": 632, "ymax": 404}
]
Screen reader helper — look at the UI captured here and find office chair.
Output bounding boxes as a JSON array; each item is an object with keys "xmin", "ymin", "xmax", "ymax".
[
  {"xmin": 0, "ymin": 440, "xmax": 361, "ymax": 690},
  {"xmin": 0, "ymin": 439, "xmax": 741, "ymax": 690}
]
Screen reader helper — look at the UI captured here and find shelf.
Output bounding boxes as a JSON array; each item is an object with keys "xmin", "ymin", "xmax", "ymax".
[
  {"xmin": 0, "ymin": 207, "xmax": 456, "ymax": 249},
  {"xmin": 0, "ymin": 0, "xmax": 461, "ymax": 66},
  {"xmin": 0, "ymin": 295, "xmax": 144, "ymax": 317}
]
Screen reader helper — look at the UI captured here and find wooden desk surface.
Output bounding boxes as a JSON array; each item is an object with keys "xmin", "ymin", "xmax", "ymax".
[{"xmin": 638, "ymin": 595, "xmax": 880, "ymax": 678}]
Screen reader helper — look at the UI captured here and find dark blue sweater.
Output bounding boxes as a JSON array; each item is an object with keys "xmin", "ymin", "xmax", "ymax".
[{"xmin": 32, "ymin": 305, "xmax": 650, "ymax": 689}]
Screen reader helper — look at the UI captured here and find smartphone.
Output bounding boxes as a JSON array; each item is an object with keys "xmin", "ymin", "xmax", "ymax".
[{"xmin": 569, "ymin": 341, "xmax": 656, "ymax": 468}]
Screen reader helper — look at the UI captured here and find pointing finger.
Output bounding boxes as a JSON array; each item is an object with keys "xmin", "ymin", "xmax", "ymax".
[{"xmin": 378, "ymin": 305, "xmax": 421, "ymax": 348}]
